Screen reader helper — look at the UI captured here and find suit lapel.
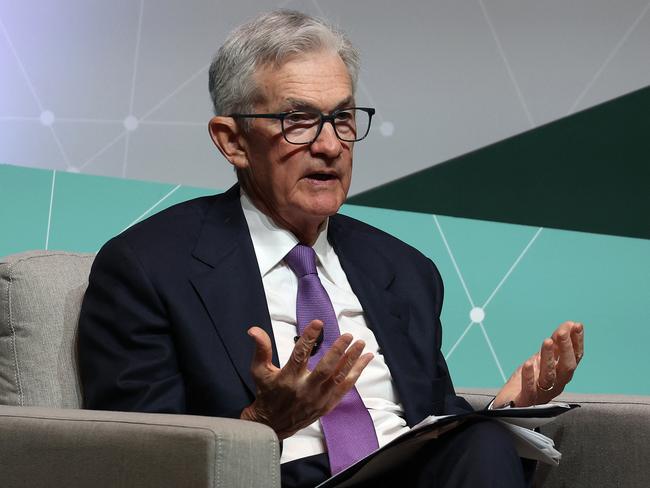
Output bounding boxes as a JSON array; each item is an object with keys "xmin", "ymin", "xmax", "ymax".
[
  {"xmin": 187, "ymin": 193, "xmax": 433, "ymax": 420},
  {"xmin": 190, "ymin": 185, "xmax": 278, "ymax": 396},
  {"xmin": 329, "ymin": 216, "xmax": 434, "ymax": 425}
]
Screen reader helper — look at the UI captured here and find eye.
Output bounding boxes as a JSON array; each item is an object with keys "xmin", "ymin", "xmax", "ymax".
[
  {"xmin": 285, "ymin": 111, "xmax": 319, "ymax": 124},
  {"xmin": 335, "ymin": 110, "xmax": 354, "ymax": 121}
]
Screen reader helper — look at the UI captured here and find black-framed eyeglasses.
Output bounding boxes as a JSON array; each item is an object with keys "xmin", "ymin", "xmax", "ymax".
[{"xmin": 229, "ymin": 107, "xmax": 375, "ymax": 145}]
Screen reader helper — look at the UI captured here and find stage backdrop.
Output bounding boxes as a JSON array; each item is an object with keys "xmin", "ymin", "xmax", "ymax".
[
  {"xmin": 1, "ymin": 0, "xmax": 650, "ymax": 195},
  {"xmin": 2, "ymin": 162, "xmax": 649, "ymax": 396},
  {"xmin": 2, "ymin": 1, "xmax": 649, "ymax": 396}
]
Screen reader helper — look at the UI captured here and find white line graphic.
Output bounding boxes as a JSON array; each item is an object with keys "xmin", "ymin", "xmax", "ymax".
[
  {"xmin": 478, "ymin": 322, "xmax": 507, "ymax": 382},
  {"xmin": 433, "ymin": 215, "xmax": 475, "ymax": 307},
  {"xmin": 445, "ymin": 320, "xmax": 475, "ymax": 360},
  {"xmin": 482, "ymin": 227, "xmax": 544, "ymax": 309},
  {"xmin": 120, "ymin": 184, "xmax": 181, "ymax": 233},
  {"xmin": 0, "ymin": 14, "xmax": 71, "ymax": 166},
  {"xmin": 45, "ymin": 170, "xmax": 56, "ymax": 250},
  {"xmin": 568, "ymin": 0, "xmax": 650, "ymax": 115},
  {"xmin": 478, "ymin": 0, "xmax": 535, "ymax": 128}
]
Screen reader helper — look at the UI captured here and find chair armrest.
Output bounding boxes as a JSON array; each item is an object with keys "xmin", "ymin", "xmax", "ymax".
[
  {"xmin": 0, "ymin": 405, "xmax": 280, "ymax": 488},
  {"xmin": 457, "ymin": 388, "xmax": 650, "ymax": 488}
]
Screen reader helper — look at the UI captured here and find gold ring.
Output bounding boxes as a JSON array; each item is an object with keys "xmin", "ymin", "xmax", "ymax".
[{"xmin": 537, "ymin": 380, "xmax": 555, "ymax": 392}]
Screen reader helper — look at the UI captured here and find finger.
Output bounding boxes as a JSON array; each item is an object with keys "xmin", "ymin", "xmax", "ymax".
[
  {"xmin": 325, "ymin": 351, "xmax": 374, "ymax": 403},
  {"xmin": 248, "ymin": 326, "xmax": 276, "ymax": 382},
  {"xmin": 570, "ymin": 322, "xmax": 584, "ymax": 363},
  {"xmin": 555, "ymin": 327, "xmax": 577, "ymax": 383},
  {"xmin": 531, "ymin": 351, "xmax": 541, "ymax": 375},
  {"xmin": 308, "ymin": 333, "xmax": 354, "ymax": 385},
  {"xmin": 551, "ymin": 321, "xmax": 574, "ymax": 346},
  {"xmin": 551, "ymin": 321, "xmax": 574, "ymax": 362},
  {"xmin": 345, "ymin": 351, "xmax": 374, "ymax": 385},
  {"xmin": 284, "ymin": 320, "xmax": 324, "ymax": 375},
  {"xmin": 537, "ymin": 338, "xmax": 557, "ymax": 391},
  {"xmin": 329, "ymin": 340, "xmax": 367, "ymax": 387},
  {"xmin": 517, "ymin": 360, "xmax": 537, "ymax": 407}
]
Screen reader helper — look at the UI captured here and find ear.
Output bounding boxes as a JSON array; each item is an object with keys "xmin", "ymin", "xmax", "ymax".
[{"xmin": 208, "ymin": 116, "xmax": 250, "ymax": 170}]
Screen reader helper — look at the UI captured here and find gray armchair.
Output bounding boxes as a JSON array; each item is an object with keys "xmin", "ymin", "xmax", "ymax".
[
  {"xmin": 458, "ymin": 389, "xmax": 650, "ymax": 487},
  {"xmin": 0, "ymin": 251, "xmax": 280, "ymax": 488},
  {"xmin": 1, "ymin": 251, "xmax": 649, "ymax": 487}
]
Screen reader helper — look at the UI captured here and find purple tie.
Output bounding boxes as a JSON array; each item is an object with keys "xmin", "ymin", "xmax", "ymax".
[{"xmin": 285, "ymin": 244, "xmax": 379, "ymax": 475}]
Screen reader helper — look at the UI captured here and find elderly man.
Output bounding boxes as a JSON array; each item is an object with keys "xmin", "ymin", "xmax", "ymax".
[{"xmin": 79, "ymin": 10, "xmax": 584, "ymax": 488}]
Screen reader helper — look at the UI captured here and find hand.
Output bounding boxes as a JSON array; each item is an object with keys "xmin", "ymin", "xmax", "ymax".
[
  {"xmin": 240, "ymin": 320, "xmax": 374, "ymax": 439},
  {"xmin": 494, "ymin": 321, "xmax": 584, "ymax": 407}
]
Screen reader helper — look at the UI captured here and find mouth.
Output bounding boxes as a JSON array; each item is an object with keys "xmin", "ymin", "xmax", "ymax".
[{"xmin": 304, "ymin": 172, "xmax": 338, "ymax": 182}]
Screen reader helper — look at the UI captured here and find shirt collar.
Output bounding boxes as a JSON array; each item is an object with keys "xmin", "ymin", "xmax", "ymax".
[{"xmin": 240, "ymin": 190, "xmax": 337, "ymax": 282}]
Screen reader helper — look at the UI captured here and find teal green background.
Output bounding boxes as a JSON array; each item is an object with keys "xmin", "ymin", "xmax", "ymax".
[{"xmin": 2, "ymin": 163, "xmax": 648, "ymax": 395}]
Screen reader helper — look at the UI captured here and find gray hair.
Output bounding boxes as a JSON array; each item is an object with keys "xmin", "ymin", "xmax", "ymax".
[{"xmin": 208, "ymin": 10, "xmax": 360, "ymax": 117}]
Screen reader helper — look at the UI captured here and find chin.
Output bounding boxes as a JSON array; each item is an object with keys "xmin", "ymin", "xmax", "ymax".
[{"xmin": 306, "ymin": 193, "xmax": 346, "ymax": 216}]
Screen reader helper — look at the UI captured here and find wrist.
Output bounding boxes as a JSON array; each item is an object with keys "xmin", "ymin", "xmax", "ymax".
[
  {"xmin": 240, "ymin": 404, "xmax": 258, "ymax": 422},
  {"xmin": 492, "ymin": 400, "xmax": 516, "ymax": 409}
]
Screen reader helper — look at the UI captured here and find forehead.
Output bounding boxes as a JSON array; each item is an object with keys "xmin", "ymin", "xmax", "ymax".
[{"xmin": 254, "ymin": 51, "xmax": 353, "ymax": 111}]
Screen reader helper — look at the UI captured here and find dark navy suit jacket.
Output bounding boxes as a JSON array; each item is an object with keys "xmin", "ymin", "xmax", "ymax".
[{"xmin": 78, "ymin": 184, "xmax": 470, "ymax": 426}]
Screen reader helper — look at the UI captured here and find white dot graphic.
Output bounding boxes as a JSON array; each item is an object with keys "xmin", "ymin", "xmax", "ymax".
[
  {"xmin": 40, "ymin": 110, "xmax": 55, "ymax": 126},
  {"xmin": 380, "ymin": 121, "xmax": 394, "ymax": 137},
  {"xmin": 469, "ymin": 307, "xmax": 485, "ymax": 323},
  {"xmin": 123, "ymin": 115, "xmax": 139, "ymax": 131}
]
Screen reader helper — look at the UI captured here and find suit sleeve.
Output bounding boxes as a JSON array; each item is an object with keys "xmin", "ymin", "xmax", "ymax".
[
  {"xmin": 78, "ymin": 236, "xmax": 187, "ymax": 413},
  {"xmin": 429, "ymin": 258, "xmax": 474, "ymax": 415}
]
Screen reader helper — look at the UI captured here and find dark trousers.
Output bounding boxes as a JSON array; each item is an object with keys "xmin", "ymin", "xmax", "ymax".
[{"xmin": 281, "ymin": 420, "xmax": 528, "ymax": 488}]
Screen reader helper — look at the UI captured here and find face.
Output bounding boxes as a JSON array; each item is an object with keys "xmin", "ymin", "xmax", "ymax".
[{"xmin": 237, "ymin": 51, "xmax": 355, "ymax": 239}]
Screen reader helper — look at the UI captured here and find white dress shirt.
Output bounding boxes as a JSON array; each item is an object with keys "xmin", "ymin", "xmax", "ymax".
[{"xmin": 240, "ymin": 192, "xmax": 411, "ymax": 464}]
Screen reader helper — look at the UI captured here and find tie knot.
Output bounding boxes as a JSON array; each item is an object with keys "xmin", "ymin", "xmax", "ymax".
[{"xmin": 285, "ymin": 244, "xmax": 317, "ymax": 278}]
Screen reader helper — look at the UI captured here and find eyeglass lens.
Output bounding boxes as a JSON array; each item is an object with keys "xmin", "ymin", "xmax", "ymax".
[{"xmin": 282, "ymin": 109, "xmax": 370, "ymax": 144}]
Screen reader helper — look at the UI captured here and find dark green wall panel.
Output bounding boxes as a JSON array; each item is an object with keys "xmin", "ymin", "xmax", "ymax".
[{"xmin": 349, "ymin": 85, "xmax": 650, "ymax": 240}]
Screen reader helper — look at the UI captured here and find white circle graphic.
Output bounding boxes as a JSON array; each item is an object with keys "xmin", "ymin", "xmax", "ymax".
[
  {"xmin": 380, "ymin": 121, "xmax": 394, "ymax": 137},
  {"xmin": 123, "ymin": 115, "xmax": 139, "ymax": 131},
  {"xmin": 469, "ymin": 307, "xmax": 485, "ymax": 323},
  {"xmin": 40, "ymin": 110, "xmax": 55, "ymax": 126}
]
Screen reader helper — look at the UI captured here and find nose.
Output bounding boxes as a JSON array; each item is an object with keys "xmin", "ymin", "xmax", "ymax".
[{"xmin": 310, "ymin": 120, "xmax": 343, "ymax": 158}]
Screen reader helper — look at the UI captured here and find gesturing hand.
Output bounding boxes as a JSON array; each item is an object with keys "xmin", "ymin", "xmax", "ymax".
[
  {"xmin": 240, "ymin": 320, "xmax": 374, "ymax": 439},
  {"xmin": 494, "ymin": 321, "xmax": 584, "ymax": 408}
]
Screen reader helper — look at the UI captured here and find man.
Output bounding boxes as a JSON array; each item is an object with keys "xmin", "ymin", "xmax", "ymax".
[{"xmin": 79, "ymin": 10, "xmax": 584, "ymax": 487}]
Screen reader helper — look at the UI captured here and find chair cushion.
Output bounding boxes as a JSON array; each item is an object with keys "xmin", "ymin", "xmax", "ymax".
[{"xmin": 0, "ymin": 251, "xmax": 94, "ymax": 407}]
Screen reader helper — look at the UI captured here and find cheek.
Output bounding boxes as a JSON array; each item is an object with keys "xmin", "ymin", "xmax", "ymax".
[
  {"xmin": 253, "ymin": 148, "xmax": 288, "ymax": 189},
  {"xmin": 341, "ymin": 154, "xmax": 353, "ymax": 188},
  {"xmin": 342, "ymin": 166, "xmax": 352, "ymax": 187}
]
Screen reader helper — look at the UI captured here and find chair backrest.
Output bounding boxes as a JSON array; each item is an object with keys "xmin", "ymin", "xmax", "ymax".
[{"xmin": 0, "ymin": 251, "xmax": 94, "ymax": 408}]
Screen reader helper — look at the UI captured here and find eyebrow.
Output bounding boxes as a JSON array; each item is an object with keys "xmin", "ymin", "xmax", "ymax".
[{"xmin": 283, "ymin": 96, "xmax": 355, "ymax": 113}]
